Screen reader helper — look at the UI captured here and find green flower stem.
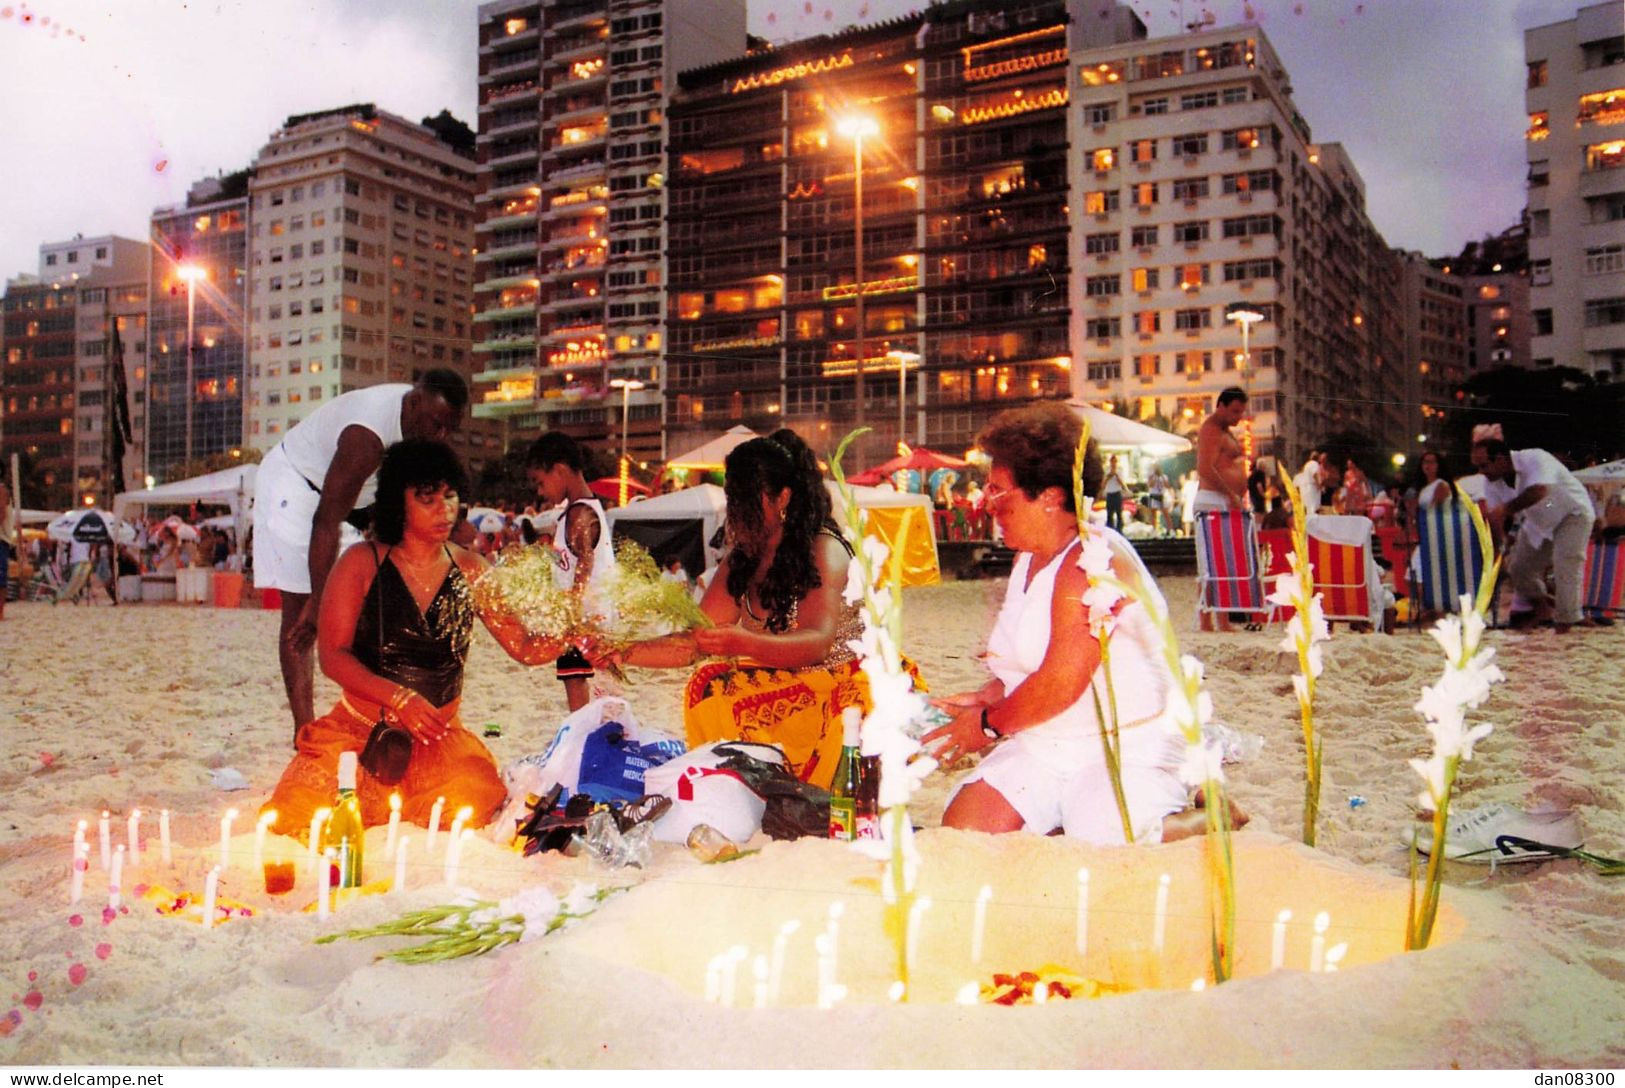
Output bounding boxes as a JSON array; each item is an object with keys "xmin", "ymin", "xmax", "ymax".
[
  {"xmin": 1406, "ymin": 758, "xmax": 1457, "ymax": 951},
  {"xmin": 1090, "ymin": 637, "xmax": 1135, "ymax": 845},
  {"xmin": 1276, "ymin": 465, "xmax": 1322, "ymax": 848}
]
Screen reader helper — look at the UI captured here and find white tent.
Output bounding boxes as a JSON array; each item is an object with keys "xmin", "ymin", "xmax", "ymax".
[
  {"xmin": 115, "ymin": 464, "xmax": 258, "ymax": 518},
  {"xmin": 17, "ymin": 508, "xmax": 58, "ymax": 525},
  {"xmin": 828, "ymin": 482, "xmax": 940, "ymax": 586},
  {"xmin": 1066, "ymin": 402, "xmax": 1192, "ymax": 452},
  {"xmin": 665, "ymin": 426, "xmax": 759, "ymax": 471},
  {"xmin": 1575, "ymin": 459, "xmax": 1625, "ymax": 485},
  {"xmin": 608, "ymin": 484, "xmax": 727, "ymax": 576}
]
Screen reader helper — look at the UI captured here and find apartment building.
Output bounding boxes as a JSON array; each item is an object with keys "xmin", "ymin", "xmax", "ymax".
[
  {"xmin": 1445, "ymin": 224, "xmax": 1532, "ymax": 377},
  {"xmin": 72, "ymin": 248, "xmax": 150, "ymax": 502},
  {"xmin": 471, "ymin": 0, "xmax": 745, "ymax": 463},
  {"xmin": 148, "ymin": 173, "xmax": 251, "ymax": 483},
  {"xmin": 1397, "ymin": 251, "xmax": 1467, "ymax": 453},
  {"xmin": 246, "ymin": 105, "xmax": 482, "ymax": 463},
  {"xmin": 1069, "ymin": 23, "xmax": 1408, "ymax": 463},
  {"xmin": 1, "ymin": 277, "xmax": 78, "ymax": 508},
  {"xmin": 1525, "ymin": 1, "xmax": 1625, "ymax": 378}
]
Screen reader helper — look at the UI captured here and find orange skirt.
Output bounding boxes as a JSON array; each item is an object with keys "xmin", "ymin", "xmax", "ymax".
[{"xmin": 263, "ymin": 694, "xmax": 506, "ymax": 840}]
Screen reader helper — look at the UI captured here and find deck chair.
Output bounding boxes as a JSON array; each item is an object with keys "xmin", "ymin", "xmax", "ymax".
[
  {"xmin": 1584, "ymin": 538, "xmax": 1625, "ymax": 619},
  {"xmin": 24, "ymin": 560, "xmax": 69, "ymax": 602},
  {"xmin": 1412, "ymin": 497, "xmax": 1490, "ymax": 627},
  {"xmin": 1305, "ymin": 515, "xmax": 1385, "ymax": 632},
  {"xmin": 53, "ymin": 561, "xmax": 97, "ymax": 605},
  {"xmin": 1195, "ymin": 510, "xmax": 1265, "ymax": 625}
]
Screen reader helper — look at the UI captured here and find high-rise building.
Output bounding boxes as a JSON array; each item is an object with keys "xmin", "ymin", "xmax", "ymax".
[
  {"xmin": 470, "ymin": 0, "xmax": 746, "ymax": 463},
  {"xmin": 1, "ymin": 276, "xmax": 79, "ymax": 508},
  {"xmin": 1396, "ymin": 251, "xmax": 1467, "ymax": 454},
  {"xmin": 246, "ymin": 105, "xmax": 481, "ymax": 463},
  {"xmin": 72, "ymin": 248, "xmax": 150, "ymax": 502},
  {"xmin": 1446, "ymin": 224, "xmax": 1532, "ymax": 376},
  {"xmin": 1524, "ymin": 1, "xmax": 1625, "ymax": 378},
  {"xmin": 148, "ymin": 173, "xmax": 251, "ymax": 483},
  {"xmin": 38, "ymin": 235, "xmax": 146, "ymax": 284},
  {"xmin": 1070, "ymin": 22, "xmax": 1408, "ymax": 463}
]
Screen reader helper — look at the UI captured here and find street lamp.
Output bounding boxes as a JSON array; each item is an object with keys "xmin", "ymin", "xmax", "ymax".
[
  {"xmin": 886, "ymin": 349, "xmax": 921, "ymax": 450},
  {"xmin": 176, "ymin": 264, "xmax": 207, "ymax": 470},
  {"xmin": 836, "ymin": 113, "xmax": 879, "ymax": 432},
  {"xmin": 1226, "ymin": 302, "xmax": 1264, "ymax": 471},
  {"xmin": 609, "ymin": 377, "xmax": 645, "ymax": 505}
]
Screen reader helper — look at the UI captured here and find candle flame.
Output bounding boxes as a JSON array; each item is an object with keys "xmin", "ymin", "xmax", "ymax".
[
  {"xmin": 389, "ymin": 793, "xmax": 402, "ymax": 811},
  {"xmin": 258, "ymin": 810, "xmax": 277, "ymax": 828},
  {"xmin": 1314, "ymin": 911, "xmax": 1330, "ymax": 933}
]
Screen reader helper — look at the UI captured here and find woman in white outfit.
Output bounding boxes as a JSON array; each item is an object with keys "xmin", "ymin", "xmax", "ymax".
[{"xmin": 922, "ymin": 404, "xmax": 1193, "ymax": 843}]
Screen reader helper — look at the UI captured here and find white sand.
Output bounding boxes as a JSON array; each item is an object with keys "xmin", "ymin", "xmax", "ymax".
[{"xmin": 1, "ymin": 577, "xmax": 1622, "ymax": 1068}]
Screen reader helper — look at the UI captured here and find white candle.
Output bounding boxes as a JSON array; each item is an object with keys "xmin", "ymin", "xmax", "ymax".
[
  {"xmin": 815, "ymin": 933, "xmax": 836, "ymax": 1010},
  {"xmin": 905, "ymin": 896, "xmax": 932, "ymax": 975},
  {"xmin": 704, "ymin": 953, "xmax": 725, "ymax": 1004},
  {"xmin": 307, "ymin": 808, "xmax": 329, "ymax": 863},
  {"xmin": 443, "ymin": 828, "xmax": 472, "ymax": 888},
  {"xmin": 1190, "ymin": 978, "xmax": 1206, "ymax": 991},
  {"xmin": 252, "ymin": 810, "xmax": 276, "ymax": 875},
  {"xmin": 318, "ymin": 848, "xmax": 334, "ymax": 917},
  {"xmin": 426, "ymin": 797, "xmax": 445, "ymax": 855},
  {"xmin": 1075, "ymin": 867, "xmax": 1090, "ymax": 956},
  {"xmin": 446, "ymin": 805, "xmax": 473, "ymax": 858},
  {"xmin": 768, "ymin": 919, "xmax": 800, "ymax": 1004},
  {"xmin": 69, "ymin": 841, "xmax": 89, "ymax": 904},
  {"xmin": 200, "ymin": 865, "xmax": 219, "ymax": 929},
  {"xmin": 972, "ymin": 884, "xmax": 992, "ymax": 965},
  {"xmin": 107, "ymin": 845, "xmax": 125, "ymax": 910},
  {"xmin": 218, "ymin": 808, "xmax": 238, "ymax": 870},
  {"xmin": 73, "ymin": 819, "xmax": 86, "ymax": 855},
  {"xmin": 720, "ymin": 945, "xmax": 747, "ymax": 1008},
  {"xmin": 1324, "ymin": 942, "xmax": 1348, "ymax": 973},
  {"xmin": 752, "ymin": 953, "xmax": 769, "ymax": 1009},
  {"xmin": 955, "ymin": 982, "xmax": 980, "ymax": 1005},
  {"xmin": 1271, "ymin": 909, "xmax": 1292, "ymax": 971},
  {"xmin": 98, "ymin": 811, "xmax": 111, "ymax": 871},
  {"xmin": 125, "ymin": 810, "xmax": 140, "ymax": 867},
  {"xmin": 1310, "ymin": 910, "xmax": 1330, "ymax": 972},
  {"xmin": 1152, "ymin": 873, "xmax": 1171, "ymax": 954},
  {"xmin": 1033, "ymin": 982, "xmax": 1048, "ymax": 1004},
  {"xmin": 392, "ymin": 836, "xmax": 410, "ymax": 893},
  {"xmin": 384, "ymin": 793, "xmax": 402, "ymax": 861},
  {"xmin": 159, "ymin": 810, "xmax": 172, "ymax": 866}
]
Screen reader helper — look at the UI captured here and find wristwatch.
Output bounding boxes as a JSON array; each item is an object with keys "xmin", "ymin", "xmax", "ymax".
[{"xmin": 980, "ymin": 705, "xmax": 1000, "ymax": 740}]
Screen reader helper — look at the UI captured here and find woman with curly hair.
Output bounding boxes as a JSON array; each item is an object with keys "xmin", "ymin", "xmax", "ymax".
[
  {"xmin": 263, "ymin": 438, "xmax": 556, "ymax": 837},
  {"xmin": 611, "ymin": 429, "xmax": 910, "ymax": 788}
]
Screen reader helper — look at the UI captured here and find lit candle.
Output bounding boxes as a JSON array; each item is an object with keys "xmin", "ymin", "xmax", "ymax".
[
  {"xmin": 1075, "ymin": 867, "xmax": 1090, "ymax": 956},
  {"xmin": 308, "ymin": 807, "xmax": 330, "ymax": 864},
  {"xmin": 201, "ymin": 865, "xmax": 219, "ymax": 929},
  {"xmin": 73, "ymin": 819, "xmax": 87, "ymax": 857},
  {"xmin": 1324, "ymin": 942, "xmax": 1348, "ymax": 973},
  {"xmin": 107, "ymin": 845, "xmax": 125, "ymax": 910},
  {"xmin": 317, "ymin": 848, "xmax": 334, "ymax": 917},
  {"xmin": 769, "ymin": 919, "xmax": 800, "ymax": 1004},
  {"xmin": 426, "ymin": 797, "xmax": 445, "ymax": 855},
  {"xmin": 252, "ymin": 810, "xmax": 276, "ymax": 875},
  {"xmin": 1152, "ymin": 873, "xmax": 1171, "ymax": 954},
  {"xmin": 704, "ymin": 953, "xmax": 724, "ymax": 1004},
  {"xmin": 126, "ymin": 810, "xmax": 141, "ymax": 867},
  {"xmin": 905, "ymin": 896, "xmax": 932, "ymax": 975},
  {"xmin": 1190, "ymin": 978, "xmax": 1206, "ymax": 991},
  {"xmin": 69, "ymin": 841, "xmax": 89, "ymax": 904},
  {"xmin": 1033, "ymin": 982, "xmax": 1048, "ymax": 1004},
  {"xmin": 972, "ymin": 884, "xmax": 992, "ymax": 965},
  {"xmin": 1271, "ymin": 909, "xmax": 1292, "ymax": 971},
  {"xmin": 887, "ymin": 980, "xmax": 906, "ymax": 1003},
  {"xmin": 392, "ymin": 836, "xmax": 410, "ymax": 893},
  {"xmin": 825, "ymin": 899, "xmax": 844, "ymax": 945},
  {"xmin": 815, "ymin": 933, "xmax": 836, "ymax": 1010},
  {"xmin": 443, "ymin": 828, "xmax": 471, "ymax": 888},
  {"xmin": 752, "ymin": 953, "xmax": 769, "ymax": 1009},
  {"xmin": 384, "ymin": 792, "xmax": 402, "ymax": 860},
  {"xmin": 1310, "ymin": 910, "xmax": 1330, "ymax": 972},
  {"xmin": 98, "ymin": 811, "xmax": 111, "ymax": 871},
  {"xmin": 218, "ymin": 808, "xmax": 238, "ymax": 870},
  {"xmin": 955, "ymin": 982, "xmax": 980, "ymax": 1005},
  {"xmin": 720, "ymin": 944, "xmax": 747, "ymax": 1008},
  {"xmin": 446, "ymin": 805, "xmax": 473, "ymax": 858},
  {"xmin": 159, "ymin": 810, "xmax": 172, "ymax": 865}
]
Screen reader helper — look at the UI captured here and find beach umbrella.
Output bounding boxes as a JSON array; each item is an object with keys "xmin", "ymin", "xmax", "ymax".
[
  {"xmin": 848, "ymin": 445, "xmax": 968, "ymax": 486},
  {"xmin": 46, "ymin": 508, "xmax": 135, "ymax": 544},
  {"xmin": 473, "ymin": 511, "xmax": 507, "ymax": 534},
  {"xmin": 1574, "ymin": 459, "xmax": 1625, "ymax": 484},
  {"xmin": 589, "ymin": 476, "xmax": 651, "ymax": 502},
  {"xmin": 1065, "ymin": 402, "xmax": 1192, "ymax": 452},
  {"xmin": 665, "ymin": 425, "xmax": 759, "ymax": 472}
]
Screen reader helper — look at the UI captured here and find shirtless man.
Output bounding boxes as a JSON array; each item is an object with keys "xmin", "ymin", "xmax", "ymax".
[{"xmin": 1194, "ymin": 388, "xmax": 1249, "ymax": 631}]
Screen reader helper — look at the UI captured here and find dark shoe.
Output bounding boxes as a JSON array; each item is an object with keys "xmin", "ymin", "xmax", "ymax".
[{"xmin": 1507, "ymin": 610, "xmax": 1539, "ymax": 630}]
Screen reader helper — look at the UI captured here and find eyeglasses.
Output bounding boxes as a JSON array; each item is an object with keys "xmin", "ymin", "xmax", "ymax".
[{"xmin": 983, "ymin": 482, "xmax": 1021, "ymax": 508}]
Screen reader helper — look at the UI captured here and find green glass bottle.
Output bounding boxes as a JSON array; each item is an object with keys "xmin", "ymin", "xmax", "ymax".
[
  {"xmin": 322, "ymin": 751, "xmax": 365, "ymax": 889},
  {"xmin": 827, "ymin": 707, "xmax": 862, "ymax": 841}
]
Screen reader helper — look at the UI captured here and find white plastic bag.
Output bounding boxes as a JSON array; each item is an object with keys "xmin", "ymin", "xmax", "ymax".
[{"xmin": 643, "ymin": 742, "xmax": 785, "ymax": 846}]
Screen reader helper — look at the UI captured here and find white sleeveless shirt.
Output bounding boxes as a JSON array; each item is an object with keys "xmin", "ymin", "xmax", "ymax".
[
  {"xmin": 275, "ymin": 383, "xmax": 408, "ymax": 509},
  {"xmin": 552, "ymin": 497, "xmax": 618, "ymax": 620}
]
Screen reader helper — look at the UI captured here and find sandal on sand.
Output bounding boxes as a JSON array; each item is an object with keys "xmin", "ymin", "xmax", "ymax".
[{"xmin": 1404, "ymin": 802, "xmax": 1582, "ymax": 864}]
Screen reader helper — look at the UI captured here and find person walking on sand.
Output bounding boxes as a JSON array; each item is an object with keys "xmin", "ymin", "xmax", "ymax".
[{"xmin": 253, "ymin": 369, "xmax": 468, "ymax": 742}]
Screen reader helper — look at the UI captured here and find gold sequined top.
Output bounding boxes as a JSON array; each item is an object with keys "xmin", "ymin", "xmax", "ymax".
[{"xmin": 735, "ymin": 531, "xmax": 863, "ymax": 668}]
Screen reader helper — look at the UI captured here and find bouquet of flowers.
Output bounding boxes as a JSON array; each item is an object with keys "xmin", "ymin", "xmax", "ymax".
[{"xmin": 472, "ymin": 538, "xmax": 709, "ymax": 653}]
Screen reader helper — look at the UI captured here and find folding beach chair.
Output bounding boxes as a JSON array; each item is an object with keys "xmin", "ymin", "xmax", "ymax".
[
  {"xmin": 1584, "ymin": 538, "xmax": 1625, "ymax": 620},
  {"xmin": 1256, "ymin": 527, "xmax": 1295, "ymax": 624},
  {"xmin": 1194, "ymin": 510, "xmax": 1265, "ymax": 624},
  {"xmin": 1412, "ymin": 498, "xmax": 1490, "ymax": 627},
  {"xmin": 1305, "ymin": 515, "xmax": 1383, "ymax": 632}
]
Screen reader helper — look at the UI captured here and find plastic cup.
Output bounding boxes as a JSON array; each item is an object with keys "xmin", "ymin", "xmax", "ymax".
[{"xmin": 263, "ymin": 857, "xmax": 296, "ymax": 896}]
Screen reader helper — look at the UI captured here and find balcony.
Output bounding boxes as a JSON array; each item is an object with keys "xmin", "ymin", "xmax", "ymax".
[
  {"xmin": 473, "ymin": 362, "xmax": 538, "ymax": 383},
  {"xmin": 475, "ymin": 240, "xmax": 537, "ymax": 264},
  {"xmin": 472, "ymin": 396, "xmax": 539, "ymax": 419},
  {"xmin": 473, "ymin": 333, "xmax": 538, "ymax": 353},
  {"xmin": 473, "ymin": 301, "xmax": 538, "ymax": 323},
  {"xmin": 475, "ymin": 272, "xmax": 541, "ymax": 293}
]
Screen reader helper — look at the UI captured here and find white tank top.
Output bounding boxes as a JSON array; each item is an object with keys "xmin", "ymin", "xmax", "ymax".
[
  {"xmin": 551, "ymin": 497, "xmax": 618, "ymax": 619},
  {"xmin": 275, "ymin": 383, "xmax": 408, "ymax": 509}
]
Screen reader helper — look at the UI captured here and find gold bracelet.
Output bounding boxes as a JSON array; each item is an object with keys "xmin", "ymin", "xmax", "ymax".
[{"xmin": 389, "ymin": 686, "xmax": 414, "ymax": 711}]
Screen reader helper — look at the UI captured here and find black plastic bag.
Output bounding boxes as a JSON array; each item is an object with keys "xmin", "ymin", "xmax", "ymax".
[{"xmin": 713, "ymin": 743, "xmax": 831, "ymax": 841}]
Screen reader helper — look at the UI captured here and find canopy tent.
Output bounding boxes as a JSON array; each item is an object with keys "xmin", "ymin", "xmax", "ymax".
[
  {"xmin": 1575, "ymin": 459, "xmax": 1625, "ymax": 489},
  {"xmin": 607, "ymin": 484, "xmax": 726, "ymax": 579},
  {"xmin": 588, "ymin": 476, "xmax": 652, "ymax": 503},
  {"xmin": 1066, "ymin": 402, "xmax": 1192, "ymax": 452},
  {"xmin": 664, "ymin": 426, "xmax": 759, "ymax": 472},
  {"xmin": 17, "ymin": 508, "xmax": 58, "ymax": 525},
  {"xmin": 848, "ymin": 446, "xmax": 969, "ymax": 488},
  {"xmin": 115, "ymin": 464, "xmax": 259, "ymax": 517},
  {"xmin": 827, "ymin": 481, "xmax": 940, "ymax": 587}
]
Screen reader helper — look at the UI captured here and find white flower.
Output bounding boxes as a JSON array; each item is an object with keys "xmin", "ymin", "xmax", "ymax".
[
  {"xmin": 1291, "ymin": 673, "xmax": 1310, "ymax": 706},
  {"xmin": 499, "ymin": 886, "xmax": 563, "ymax": 942},
  {"xmin": 860, "ymin": 535, "xmax": 890, "ymax": 575},
  {"xmin": 1077, "ymin": 531, "xmax": 1113, "ymax": 577},
  {"xmin": 842, "ymin": 557, "xmax": 868, "ymax": 605},
  {"xmin": 1409, "ymin": 754, "xmax": 1448, "ymax": 806},
  {"xmin": 1427, "ymin": 614, "xmax": 1465, "ymax": 662},
  {"xmin": 1178, "ymin": 739, "xmax": 1226, "ymax": 788},
  {"xmin": 1266, "ymin": 571, "xmax": 1302, "ymax": 608},
  {"xmin": 561, "ymin": 882, "xmax": 600, "ymax": 917},
  {"xmin": 1081, "ymin": 581, "xmax": 1125, "ymax": 633}
]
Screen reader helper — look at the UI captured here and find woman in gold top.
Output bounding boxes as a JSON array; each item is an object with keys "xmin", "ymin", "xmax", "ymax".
[{"xmin": 610, "ymin": 429, "xmax": 913, "ymax": 788}]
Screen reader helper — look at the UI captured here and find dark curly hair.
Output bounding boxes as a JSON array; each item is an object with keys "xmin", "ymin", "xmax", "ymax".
[
  {"xmin": 371, "ymin": 438, "xmax": 469, "ymax": 546},
  {"xmin": 723, "ymin": 429, "xmax": 839, "ymax": 632},
  {"xmin": 977, "ymin": 403, "xmax": 1100, "ymax": 510}
]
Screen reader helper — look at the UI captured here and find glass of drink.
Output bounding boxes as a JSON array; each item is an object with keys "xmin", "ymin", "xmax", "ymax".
[{"xmin": 263, "ymin": 855, "xmax": 296, "ymax": 896}]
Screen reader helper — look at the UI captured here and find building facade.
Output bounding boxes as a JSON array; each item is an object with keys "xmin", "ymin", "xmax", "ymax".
[
  {"xmin": 39, "ymin": 235, "xmax": 147, "ymax": 284},
  {"xmin": 246, "ymin": 105, "xmax": 481, "ymax": 462},
  {"xmin": 1, "ymin": 277, "xmax": 79, "ymax": 508},
  {"xmin": 1524, "ymin": 1, "xmax": 1625, "ymax": 378},
  {"xmin": 73, "ymin": 251, "xmax": 150, "ymax": 502},
  {"xmin": 1396, "ymin": 251, "xmax": 1467, "ymax": 454},
  {"xmin": 470, "ymin": 0, "xmax": 746, "ymax": 463}
]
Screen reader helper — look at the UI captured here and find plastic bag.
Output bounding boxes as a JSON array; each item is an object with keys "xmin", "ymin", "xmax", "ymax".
[
  {"xmin": 712, "ymin": 743, "xmax": 831, "ymax": 841},
  {"xmin": 644, "ymin": 742, "xmax": 776, "ymax": 845}
]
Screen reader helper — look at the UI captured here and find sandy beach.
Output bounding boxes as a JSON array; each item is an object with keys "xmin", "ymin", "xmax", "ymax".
[{"xmin": 2, "ymin": 576, "xmax": 1622, "ymax": 1068}]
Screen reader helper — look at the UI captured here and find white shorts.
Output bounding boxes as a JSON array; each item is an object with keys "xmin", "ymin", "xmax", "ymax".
[
  {"xmin": 952, "ymin": 727, "xmax": 1188, "ymax": 844},
  {"xmin": 1192, "ymin": 489, "xmax": 1235, "ymax": 515},
  {"xmin": 251, "ymin": 447, "xmax": 360, "ymax": 593}
]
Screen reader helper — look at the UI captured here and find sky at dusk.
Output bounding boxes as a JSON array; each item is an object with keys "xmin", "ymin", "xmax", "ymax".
[{"xmin": 0, "ymin": 0, "xmax": 1594, "ymax": 280}]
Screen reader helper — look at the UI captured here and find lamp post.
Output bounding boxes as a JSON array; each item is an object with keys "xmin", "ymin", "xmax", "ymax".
[
  {"xmin": 609, "ymin": 377, "xmax": 645, "ymax": 506},
  {"xmin": 176, "ymin": 264, "xmax": 207, "ymax": 471},
  {"xmin": 887, "ymin": 349, "xmax": 921, "ymax": 450},
  {"xmin": 836, "ymin": 114, "xmax": 879, "ymax": 434},
  {"xmin": 1225, "ymin": 302, "xmax": 1264, "ymax": 472}
]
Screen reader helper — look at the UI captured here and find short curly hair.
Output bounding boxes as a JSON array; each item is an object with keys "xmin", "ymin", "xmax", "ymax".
[
  {"xmin": 371, "ymin": 438, "xmax": 469, "ymax": 545},
  {"xmin": 977, "ymin": 403, "xmax": 1101, "ymax": 511}
]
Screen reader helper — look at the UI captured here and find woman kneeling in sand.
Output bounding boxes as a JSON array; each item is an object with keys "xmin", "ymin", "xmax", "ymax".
[
  {"xmin": 606, "ymin": 429, "xmax": 918, "ymax": 789},
  {"xmin": 923, "ymin": 404, "xmax": 1234, "ymax": 843},
  {"xmin": 263, "ymin": 439, "xmax": 555, "ymax": 836}
]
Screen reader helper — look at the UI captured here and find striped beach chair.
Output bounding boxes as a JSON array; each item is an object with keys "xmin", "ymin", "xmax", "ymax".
[
  {"xmin": 1306, "ymin": 518, "xmax": 1381, "ymax": 631},
  {"xmin": 1412, "ymin": 498, "xmax": 1488, "ymax": 624},
  {"xmin": 1195, "ymin": 510, "xmax": 1264, "ymax": 623},
  {"xmin": 1584, "ymin": 538, "xmax": 1624, "ymax": 619}
]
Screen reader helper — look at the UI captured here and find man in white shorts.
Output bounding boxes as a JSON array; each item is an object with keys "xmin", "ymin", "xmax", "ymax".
[{"xmin": 253, "ymin": 369, "xmax": 466, "ymax": 740}]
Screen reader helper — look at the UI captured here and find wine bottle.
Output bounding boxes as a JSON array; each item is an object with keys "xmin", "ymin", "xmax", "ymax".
[
  {"xmin": 828, "ymin": 707, "xmax": 862, "ymax": 841},
  {"xmin": 855, "ymin": 754, "xmax": 882, "ymax": 841},
  {"xmin": 323, "ymin": 751, "xmax": 365, "ymax": 889}
]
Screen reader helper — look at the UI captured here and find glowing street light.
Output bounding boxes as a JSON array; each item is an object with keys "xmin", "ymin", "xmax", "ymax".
[
  {"xmin": 176, "ymin": 264, "xmax": 207, "ymax": 468},
  {"xmin": 1226, "ymin": 302, "xmax": 1265, "ymax": 471},
  {"xmin": 887, "ymin": 349, "xmax": 921, "ymax": 448},
  {"xmin": 836, "ymin": 113, "xmax": 880, "ymax": 430},
  {"xmin": 609, "ymin": 377, "xmax": 645, "ymax": 506}
]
